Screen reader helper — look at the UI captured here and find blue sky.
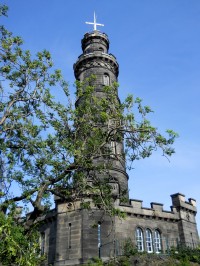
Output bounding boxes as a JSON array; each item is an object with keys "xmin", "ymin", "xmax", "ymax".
[{"xmin": 3, "ymin": 1, "xmax": 200, "ymax": 233}]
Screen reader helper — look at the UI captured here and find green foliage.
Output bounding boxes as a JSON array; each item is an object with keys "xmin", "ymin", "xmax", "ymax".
[
  {"xmin": 85, "ymin": 257, "xmax": 104, "ymax": 266},
  {"xmin": 123, "ymin": 238, "xmax": 138, "ymax": 257},
  {"xmin": 0, "ymin": 211, "xmax": 45, "ymax": 266},
  {"xmin": 104, "ymin": 256, "xmax": 130, "ymax": 266},
  {"xmin": 0, "ymin": 5, "xmax": 8, "ymax": 16},
  {"xmin": 85, "ymin": 244, "xmax": 200, "ymax": 266},
  {"xmin": 170, "ymin": 245, "xmax": 200, "ymax": 264},
  {"xmin": 116, "ymin": 257, "xmax": 130, "ymax": 266}
]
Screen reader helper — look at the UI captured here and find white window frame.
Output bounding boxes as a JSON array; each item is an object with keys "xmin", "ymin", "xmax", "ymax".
[
  {"xmin": 154, "ymin": 230, "xmax": 162, "ymax": 253},
  {"xmin": 136, "ymin": 228, "xmax": 144, "ymax": 252},
  {"xmin": 146, "ymin": 229, "xmax": 153, "ymax": 253}
]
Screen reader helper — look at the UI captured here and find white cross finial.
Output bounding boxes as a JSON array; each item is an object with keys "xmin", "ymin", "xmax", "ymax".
[{"xmin": 85, "ymin": 12, "xmax": 104, "ymax": 31}]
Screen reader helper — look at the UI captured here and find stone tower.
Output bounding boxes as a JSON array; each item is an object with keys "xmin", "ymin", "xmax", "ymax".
[
  {"xmin": 45, "ymin": 30, "xmax": 130, "ymax": 266},
  {"xmin": 40, "ymin": 22, "xmax": 199, "ymax": 266},
  {"xmin": 73, "ymin": 30, "xmax": 129, "ymax": 199}
]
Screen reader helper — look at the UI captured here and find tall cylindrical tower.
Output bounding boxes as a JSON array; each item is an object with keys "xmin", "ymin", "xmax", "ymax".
[{"xmin": 73, "ymin": 30, "xmax": 129, "ymax": 199}]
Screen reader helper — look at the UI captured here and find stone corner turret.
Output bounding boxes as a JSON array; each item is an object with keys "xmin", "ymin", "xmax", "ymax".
[{"xmin": 171, "ymin": 193, "xmax": 197, "ymax": 213}]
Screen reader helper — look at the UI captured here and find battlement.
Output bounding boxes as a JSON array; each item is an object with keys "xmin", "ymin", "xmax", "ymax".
[
  {"xmin": 117, "ymin": 193, "xmax": 197, "ymax": 222},
  {"xmin": 171, "ymin": 193, "xmax": 197, "ymax": 212}
]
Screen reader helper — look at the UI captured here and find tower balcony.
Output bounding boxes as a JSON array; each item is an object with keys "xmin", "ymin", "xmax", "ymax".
[{"xmin": 73, "ymin": 52, "xmax": 119, "ymax": 79}]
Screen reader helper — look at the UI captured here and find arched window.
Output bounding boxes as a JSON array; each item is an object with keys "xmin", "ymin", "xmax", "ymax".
[
  {"xmin": 135, "ymin": 228, "xmax": 144, "ymax": 252},
  {"xmin": 98, "ymin": 222, "xmax": 101, "ymax": 248},
  {"xmin": 99, "ymin": 47, "xmax": 104, "ymax": 52},
  {"xmin": 85, "ymin": 45, "xmax": 91, "ymax": 54},
  {"xmin": 40, "ymin": 232, "xmax": 45, "ymax": 255},
  {"xmin": 110, "ymin": 141, "xmax": 116, "ymax": 158},
  {"xmin": 68, "ymin": 223, "xmax": 72, "ymax": 249},
  {"xmin": 154, "ymin": 230, "xmax": 162, "ymax": 253},
  {"xmin": 103, "ymin": 73, "xmax": 110, "ymax": 86},
  {"xmin": 145, "ymin": 229, "xmax": 153, "ymax": 253}
]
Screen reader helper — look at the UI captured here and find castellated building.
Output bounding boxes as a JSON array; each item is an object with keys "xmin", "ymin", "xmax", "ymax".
[{"xmin": 40, "ymin": 29, "xmax": 199, "ymax": 266}]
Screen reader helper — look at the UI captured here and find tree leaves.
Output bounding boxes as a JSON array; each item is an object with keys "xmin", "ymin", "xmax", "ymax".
[{"xmin": 0, "ymin": 212, "xmax": 45, "ymax": 266}]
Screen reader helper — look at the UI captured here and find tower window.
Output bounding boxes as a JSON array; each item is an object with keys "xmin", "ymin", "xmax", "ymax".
[
  {"xmin": 85, "ymin": 48, "xmax": 91, "ymax": 54},
  {"xmin": 98, "ymin": 222, "xmax": 101, "ymax": 248},
  {"xmin": 68, "ymin": 223, "xmax": 72, "ymax": 249},
  {"xmin": 154, "ymin": 230, "xmax": 162, "ymax": 253},
  {"xmin": 103, "ymin": 73, "xmax": 110, "ymax": 86},
  {"xmin": 99, "ymin": 47, "xmax": 104, "ymax": 52},
  {"xmin": 146, "ymin": 229, "xmax": 153, "ymax": 253},
  {"xmin": 110, "ymin": 141, "xmax": 117, "ymax": 158},
  {"xmin": 40, "ymin": 232, "xmax": 45, "ymax": 255},
  {"xmin": 135, "ymin": 227, "xmax": 144, "ymax": 252}
]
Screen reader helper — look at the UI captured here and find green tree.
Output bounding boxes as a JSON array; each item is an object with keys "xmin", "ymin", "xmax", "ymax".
[{"xmin": 0, "ymin": 4, "xmax": 178, "ymax": 265}]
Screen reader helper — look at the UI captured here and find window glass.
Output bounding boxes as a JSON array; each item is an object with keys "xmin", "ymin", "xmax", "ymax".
[
  {"xmin": 98, "ymin": 222, "xmax": 101, "ymax": 248},
  {"xmin": 146, "ymin": 229, "xmax": 153, "ymax": 253},
  {"xmin": 154, "ymin": 230, "xmax": 162, "ymax": 253},
  {"xmin": 68, "ymin": 223, "xmax": 71, "ymax": 249},
  {"xmin": 135, "ymin": 228, "xmax": 144, "ymax": 252},
  {"xmin": 103, "ymin": 74, "xmax": 110, "ymax": 86},
  {"xmin": 110, "ymin": 141, "xmax": 116, "ymax": 157}
]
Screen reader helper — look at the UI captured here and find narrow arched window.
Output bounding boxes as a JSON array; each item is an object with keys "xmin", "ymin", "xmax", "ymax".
[
  {"xmin": 110, "ymin": 141, "xmax": 116, "ymax": 158},
  {"xmin": 135, "ymin": 228, "xmax": 144, "ymax": 252},
  {"xmin": 146, "ymin": 229, "xmax": 153, "ymax": 253},
  {"xmin": 68, "ymin": 223, "xmax": 72, "ymax": 249},
  {"xmin": 40, "ymin": 232, "xmax": 45, "ymax": 255},
  {"xmin": 98, "ymin": 222, "xmax": 101, "ymax": 248},
  {"xmin": 85, "ymin": 45, "xmax": 91, "ymax": 54},
  {"xmin": 103, "ymin": 73, "xmax": 110, "ymax": 86},
  {"xmin": 154, "ymin": 230, "xmax": 162, "ymax": 253}
]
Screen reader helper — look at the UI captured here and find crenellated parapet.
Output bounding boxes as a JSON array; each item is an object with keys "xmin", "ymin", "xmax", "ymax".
[
  {"xmin": 115, "ymin": 193, "xmax": 197, "ymax": 223},
  {"xmin": 171, "ymin": 193, "xmax": 197, "ymax": 213},
  {"xmin": 82, "ymin": 32, "xmax": 109, "ymax": 52}
]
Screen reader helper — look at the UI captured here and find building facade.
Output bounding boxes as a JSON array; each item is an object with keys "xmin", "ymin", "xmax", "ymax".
[{"xmin": 40, "ymin": 30, "xmax": 199, "ymax": 266}]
